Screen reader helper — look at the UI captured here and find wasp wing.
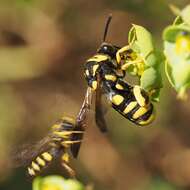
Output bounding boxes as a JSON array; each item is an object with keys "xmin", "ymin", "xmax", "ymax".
[
  {"xmin": 12, "ymin": 135, "xmax": 52, "ymax": 168},
  {"xmin": 95, "ymin": 77, "xmax": 108, "ymax": 133}
]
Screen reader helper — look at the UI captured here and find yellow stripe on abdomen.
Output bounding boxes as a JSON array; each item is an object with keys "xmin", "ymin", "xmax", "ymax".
[
  {"xmin": 41, "ymin": 152, "xmax": 53, "ymax": 162},
  {"xmin": 138, "ymin": 113, "xmax": 155, "ymax": 126},
  {"xmin": 132, "ymin": 107, "xmax": 148, "ymax": 119},
  {"xmin": 36, "ymin": 157, "xmax": 46, "ymax": 167},
  {"xmin": 112, "ymin": 95, "xmax": 124, "ymax": 105},
  {"xmin": 133, "ymin": 86, "xmax": 146, "ymax": 107},
  {"xmin": 28, "ymin": 167, "xmax": 36, "ymax": 176},
  {"xmin": 123, "ymin": 101, "xmax": 138, "ymax": 114}
]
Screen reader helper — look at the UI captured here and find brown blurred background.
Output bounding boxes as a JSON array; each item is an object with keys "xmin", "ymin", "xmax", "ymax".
[{"xmin": 0, "ymin": 0, "xmax": 190, "ymax": 189}]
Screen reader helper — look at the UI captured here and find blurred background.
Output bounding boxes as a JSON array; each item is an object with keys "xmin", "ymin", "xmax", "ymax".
[{"xmin": 0, "ymin": 0, "xmax": 189, "ymax": 189}]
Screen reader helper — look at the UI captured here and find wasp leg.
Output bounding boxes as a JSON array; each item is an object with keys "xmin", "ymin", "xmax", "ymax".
[
  {"xmin": 61, "ymin": 152, "xmax": 76, "ymax": 177},
  {"xmin": 61, "ymin": 140, "xmax": 82, "ymax": 146},
  {"xmin": 71, "ymin": 87, "xmax": 92, "ymax": 158},
  {"xmin": 53, "ymin": 131, "xmax": 84, "ymax": 139}
]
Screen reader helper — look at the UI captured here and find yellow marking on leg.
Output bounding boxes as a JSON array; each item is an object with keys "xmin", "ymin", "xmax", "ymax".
[
  {"xmin": 112, "ymin": 95, "xmax": 124, "ymax": 105},
  {"xmin": 53, "ymin": 131, "xmax": 83, "ymax": 138},
  {"xmin": 133, "ymin": 86, "xmax": 146, "ymax": 107},
  {"xmin": 138, "ymin": 114, "xmax": 155, "ymax": 126},
  {"xmin": 133, "ymin": 107, "xmax": 148, "ymax": 119},
  {"xmin": 115, "ymin": 83, "xmax": 124, "ymax": 90},
  {"xmin": 62, "ymin": 140, "xmax": 82, "ymax": 144},
  {"xmin": 116, "ymin": 46, "xmax": 130, "ymax": 64},
  {"xmin": 121, "ymin": 59, "xmax": 143, "ymax": 71},
  {"xmin": 62, "ymin": 153, "xmax": 70, "ymax": 163},
  {"xmin": 123, "ymin": 101, "xmax": 138, "ymax": 114},
  {"xmin": 92, "ymin": 81, "xmax": 98, "ymax": 90},
  {"xmin": 28, "ymin": 167, "xmax": 36, "ymax": 176},
  {"xmin": 42, "ymin": 152, "xmax": 53, "ymax": 162},
  {"xmin": 36, "ymin": 157, "xmax": 46, "ymax": 167},
  {"xmin": 61, "ymin": 140, "xmax": 82, "ymax": 147},
  {"xmin": 85, "ymin": 69, "xmax": 90, "ymax": 76},
  {"xmin": 53, "ymin": 131, "xmax": 69, "ymax": 138},
  {"xmin": 92, "ymin": 65, "xmax": 99, "ymax": 76},
  {"xmin": 105, "ymin": 75, "xmax": 117, "ymax": 81},
  {"xmin": 31, "ymin": 162, "xmax": 40, "ymax": 171},
  {"xmin": 54, "ymin": 131, "xmax": 83, "ymax": 135}
]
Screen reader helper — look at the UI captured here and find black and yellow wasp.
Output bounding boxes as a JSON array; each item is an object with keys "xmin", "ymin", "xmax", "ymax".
[
  {"xmin": 13, "ymin": 15, "xmax": 155, "ymax": 178},
  {"xmin": 84, "ymin": 15, "xmax": 155, "ymax": 131},
  {"xmin": 14, "ymin": 88, "xmax": 92, "ymax": 177}
]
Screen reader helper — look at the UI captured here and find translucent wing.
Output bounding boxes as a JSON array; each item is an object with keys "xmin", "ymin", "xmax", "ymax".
[
  {"xmin": 12, "ymin": 135, "xmax": 52, "ymax": 168},
  {"xmin": 95, "ymin": 84, "xmax": 108, "ymax": 132}
]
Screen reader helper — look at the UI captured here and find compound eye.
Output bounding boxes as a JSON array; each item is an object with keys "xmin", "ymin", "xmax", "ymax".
[{"xmin": 103, "ymin": 45, "xmax": 108, "ymax": 51}]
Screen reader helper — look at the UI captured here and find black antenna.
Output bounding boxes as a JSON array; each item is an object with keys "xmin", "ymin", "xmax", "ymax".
[{"xmin": 103, "ymin": 14, "xmax": 112, "ymax": 42}]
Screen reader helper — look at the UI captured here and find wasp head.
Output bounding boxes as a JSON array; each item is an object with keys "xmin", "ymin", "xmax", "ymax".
[{"xmin": 97, "ymin": 42, "xmax": 119, "ymax": 59}]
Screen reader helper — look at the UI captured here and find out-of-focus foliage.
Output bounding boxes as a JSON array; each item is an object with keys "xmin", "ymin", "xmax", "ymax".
[
  {"xmin": 33, "ymin": 176, "xmax": 85, "ymax": 190},
  {"xmin": 163, "ymin": 4, "xmax": 190, "ymax": 99}
]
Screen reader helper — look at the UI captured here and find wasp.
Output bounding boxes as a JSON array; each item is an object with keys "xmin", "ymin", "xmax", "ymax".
[
  {"xmin": 13, "ymin": 88, "xmax": 92, "ymax": 177},
  {"xmin": 84, "ymin": 15, "xmax": 155, "ymax": 131}
]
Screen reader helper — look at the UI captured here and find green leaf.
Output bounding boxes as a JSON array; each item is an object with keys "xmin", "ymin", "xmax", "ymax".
[
  {"xmin": 164, "ymin": 40, "xmax": 190, "ymax": 98},
  {"xmin": 128, "ymin": 24, "xmax": 154, "ymax": 59},
  {"xmin": 33, "ymin": 177, "xmax": 42, "ymax": 190},
  {"xmin": 146, "ymin": 50, "xmax": 163, "ymax": 67},
  {"xmin": 181, "ymin": 5, "xmax": 190, "ymax": 26},
  {"xmin": 33, "ymin": 176, "xmax": 85, "ymax": 190},
  {"xmin": 165, "ymin": 60, "xmax": 175, "ymax": 88},
  {"xmin": 128, "ymin": 26, "xmax": 136, "ymax": 45},
  {"xmin": 150, "ymin": 89, "xmax": 160, "ymax": 102},
  {"xmin": 140, "ymin": 67, "xmax": 162, "ymax": 92},
  {"xmin": 63, "ymin": 179, "xmax": 84, "ymax": 190},
  {"xmin": 173, "ymin": 16, "xmax": 183, "ymax": 25}
]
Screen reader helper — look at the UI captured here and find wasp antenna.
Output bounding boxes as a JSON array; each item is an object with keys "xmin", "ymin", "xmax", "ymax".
[{"xmin": 103, "ymin": 14, "xmax": 112, "ymax": 42}]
